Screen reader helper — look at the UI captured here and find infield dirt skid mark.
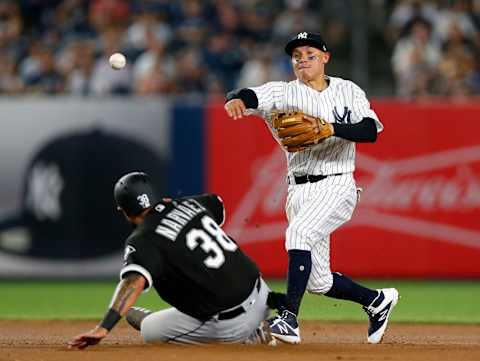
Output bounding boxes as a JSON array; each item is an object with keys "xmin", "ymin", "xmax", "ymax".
[{"xmin": 1, "ymin": 321, "xmax": 479, "ymax": 361}]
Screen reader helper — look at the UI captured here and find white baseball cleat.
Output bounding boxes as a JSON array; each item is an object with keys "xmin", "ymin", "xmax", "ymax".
[
  {"xmin": 268, "ymin": 309, "xmax": 301, "ymax": 344},
  {"xmin": 363, "ymin": 288, "xmax": 399, "ymax": 344}
]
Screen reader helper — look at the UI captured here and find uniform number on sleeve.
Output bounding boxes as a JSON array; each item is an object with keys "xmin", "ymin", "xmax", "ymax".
[{"xmin": 186, "ymin": 216, "xmax": 238, "ymax": 269}]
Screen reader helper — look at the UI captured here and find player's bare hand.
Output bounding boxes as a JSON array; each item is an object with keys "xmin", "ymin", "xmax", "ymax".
[
  {"xmin": 68, "ymin": 326, "xmax": 108, "ymax": 350},
  {"xmin": 303, "ymin": 115, "xmax": 333, "ymax": 135},
  {"xmin": 224, "ymin": 99, "xmax": 247, "ymax": 120},
  {"xmin": 303, "ymin": 115, "xmax": 321, "ymax": 133}
]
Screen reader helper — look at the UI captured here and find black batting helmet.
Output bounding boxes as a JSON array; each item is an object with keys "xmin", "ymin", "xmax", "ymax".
[{"xmin": 114, "ymin": 172, "xmax": 159, "ymax": 216}]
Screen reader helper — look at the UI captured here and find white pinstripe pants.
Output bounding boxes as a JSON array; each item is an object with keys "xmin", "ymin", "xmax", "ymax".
[{"xmin": 285, "ymin": 173, "xmax": 357, "ymax": 294}]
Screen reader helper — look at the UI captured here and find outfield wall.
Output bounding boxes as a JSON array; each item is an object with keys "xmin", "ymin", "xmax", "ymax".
[
  {"xmin": 0, "ymin": 97, "xmax": 478, "ymax": 278},
  {"xmin": 0, "ymin": 98, "xmax": 172, "ymax": 277},
  {"xmin": 206, "ymin": 100, "xmax": 480, "ymax": 278}
]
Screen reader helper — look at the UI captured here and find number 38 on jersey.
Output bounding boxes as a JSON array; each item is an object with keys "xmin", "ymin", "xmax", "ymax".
[{"xmin": 157, "ymin": 215, "xmax": 238, "ymax": 269}]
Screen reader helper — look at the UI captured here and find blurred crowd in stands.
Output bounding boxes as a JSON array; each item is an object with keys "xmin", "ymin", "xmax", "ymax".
[
  {"xmin": 0, "ymin": 0, "xmax": 478, "ymax": 99},
  {"xmin": 390, "ymin": 0, "xmax": 480, "ymax": 98}
]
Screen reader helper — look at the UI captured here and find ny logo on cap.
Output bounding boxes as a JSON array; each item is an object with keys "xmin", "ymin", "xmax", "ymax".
[
  {"xmin": 297, "ymin": 32, "xmax": 308, "ymax": 39},
  {"xmin": 137, "ymin": 194, "xmax": 151, "ymax": 208}
]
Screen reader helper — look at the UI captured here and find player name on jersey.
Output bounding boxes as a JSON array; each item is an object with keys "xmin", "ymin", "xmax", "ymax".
[{"xmin": 155, "ymin": 200, "xmax": 205, "ymax": 241}]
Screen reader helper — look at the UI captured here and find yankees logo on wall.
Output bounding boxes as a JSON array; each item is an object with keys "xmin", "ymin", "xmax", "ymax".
[{"xmin": 0, "ymin": 127, "xmax": 167, "ymax": 268}]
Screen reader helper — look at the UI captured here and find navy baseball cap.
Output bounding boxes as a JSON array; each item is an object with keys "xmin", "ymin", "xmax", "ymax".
[{"xmin": 285, "ymin": 32, "xmax": 329, "ymax": 56}]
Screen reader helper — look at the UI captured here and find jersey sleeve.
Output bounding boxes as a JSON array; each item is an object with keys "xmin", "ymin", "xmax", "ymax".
[
  {"xmin": 350, "ymin": 82, "xmax": 384, "ymax": 133},
  {"xmin": 119, "ymin": 237, "xmax": 163, "ymax": 293},
  {"xmin": 186, "ymin": 194, "xmax": 226, "ymax": 226},
  {"xmin": 248, "ymin": 81, "xmax": 287, "ymax": 115}
]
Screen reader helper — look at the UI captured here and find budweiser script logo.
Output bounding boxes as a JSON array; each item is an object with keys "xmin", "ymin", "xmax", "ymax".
[{"xmin": 225, "ymin": 145, "xmax": 480, "ymax": 249}]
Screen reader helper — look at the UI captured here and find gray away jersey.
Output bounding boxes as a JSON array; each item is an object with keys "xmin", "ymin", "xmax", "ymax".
[{"xmin": 248, "ymin": 76, "xmax": 384, "ymax": 176}]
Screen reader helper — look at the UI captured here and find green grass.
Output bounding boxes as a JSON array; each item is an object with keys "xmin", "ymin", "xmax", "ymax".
[
  {"xmin": 0, "ymin": 280, "xmax": 479, "ymax": 323},
  {"xmin": 295, "ymin": 280, "xmax": 480, "ymax": 323}
]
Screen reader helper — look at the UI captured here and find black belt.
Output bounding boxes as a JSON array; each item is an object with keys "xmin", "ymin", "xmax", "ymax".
[
  {"xmin": 217, "ymin": 278, "xmax": 261, "ymax": 321},
  {"xmin": 289, "ymin": 173, "xmax": 342, "ymax": 185}
]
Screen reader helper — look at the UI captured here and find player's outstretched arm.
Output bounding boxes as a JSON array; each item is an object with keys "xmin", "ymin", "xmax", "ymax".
[
  {"xmin": 224, "ymin": 98, "xmax": 247, "ymax": 119},
  {"xmin": 224, "ymin": 88, "xmax": 259, "ymax": 119},
  {"xmin": 68, "ymin": 273, "xmax": 146, "ymax": 350}
]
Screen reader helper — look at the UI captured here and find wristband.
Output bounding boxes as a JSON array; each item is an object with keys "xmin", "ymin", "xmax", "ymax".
[
  {"xmin": 225, "ymin": 88, "xmax": 258, "ymax": 108},
  {"xmin": 99, "ymin": 308, "xmax": 121, "ymax": 331}
]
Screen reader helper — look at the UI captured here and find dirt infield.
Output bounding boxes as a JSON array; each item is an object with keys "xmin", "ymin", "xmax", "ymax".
[{"xmin": 1, "ymin": 320, "xmax": 479, "ymax": 361}]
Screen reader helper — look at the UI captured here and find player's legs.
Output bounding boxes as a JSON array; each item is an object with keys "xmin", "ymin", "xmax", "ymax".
[
  {"xmin": 305, "ymin": 235, "xmax": 332, "ymax": 293},
  {"xmin": 140, "ymin": 279, "xmax": 271, "ymax": 344},
  {"xmin": 300, "ymin": 180, "xmax": 399, "ymax": 344},
  {"xmin": 306, "ymin": 237, "xmax": 399, "ymax": 344},
  {"xmin": 306, "ymin": 239, "xmax": 379, "ymax": 307},
  {"xmin": 215, "ymin": 278, "xmax": 272, "ymax": 343},
  {"xmin": 301, "ymin": 181, "xmax": 382, "ymax": 306},
  {"xmin": 141, "ymin": 308, "xmax": 207, "ymax": 344},
  {"xmin": 285, "ymin": 175, "xmax": 358, "ymax": 312},
  {"xmin": 270, "ymin": 175, "xmax": 359, "ymax": 343},
  {"xmin": 297, "ymin": 179, "xmax": 388, "ymax": 301}
]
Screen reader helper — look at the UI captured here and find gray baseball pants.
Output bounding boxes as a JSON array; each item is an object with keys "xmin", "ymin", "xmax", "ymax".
[{"xmin": 140, "ymin": 278, "xmax": 271, "ymax": 344}]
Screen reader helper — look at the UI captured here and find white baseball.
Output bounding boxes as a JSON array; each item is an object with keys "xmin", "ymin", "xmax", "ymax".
[{"xmin": 109, "ymin": 53, "xmax": 126, "ymax": 70}]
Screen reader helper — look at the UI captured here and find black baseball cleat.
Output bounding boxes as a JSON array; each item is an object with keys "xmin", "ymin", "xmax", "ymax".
[
  {"xmin": 363, "ymin": 288, "xmax": 399, "ymax": 344},
  {"xmin": 268, "ymin": 309, "xmax": 301, "ymax": 344},
  {"xmin": 126, "ymin": 307, "xmax": 153, "ymax": 331}
]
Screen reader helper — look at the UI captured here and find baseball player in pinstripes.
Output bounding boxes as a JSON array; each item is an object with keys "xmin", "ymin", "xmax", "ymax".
[{"xmin": 224, "ymin": 32, "xmax": 399, "ymax": 344}]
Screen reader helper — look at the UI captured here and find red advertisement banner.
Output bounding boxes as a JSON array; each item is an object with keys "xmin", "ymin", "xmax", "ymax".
[{"xmin": 206, "ymin": 101, "xmax": 480, "ymax": 278}]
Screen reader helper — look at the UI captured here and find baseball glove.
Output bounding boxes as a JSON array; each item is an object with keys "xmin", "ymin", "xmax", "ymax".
[{"xmin": 271, "ymin": 111, "xmax": 334, "ymax": 152}]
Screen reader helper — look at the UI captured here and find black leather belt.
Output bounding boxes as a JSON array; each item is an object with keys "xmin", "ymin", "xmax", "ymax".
[
  {"xmin": 289, "ymin": 173, "xmax": 342, "ymax": 185},
  {"xmin": 217, "ymin": 278, "xmax": 261, "ymax": 321}
]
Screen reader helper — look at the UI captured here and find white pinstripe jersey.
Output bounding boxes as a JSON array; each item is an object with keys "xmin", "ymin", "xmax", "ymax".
[{"xmin": 248, "ymin": 76, "xmax": 383, "ymax": 177}]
